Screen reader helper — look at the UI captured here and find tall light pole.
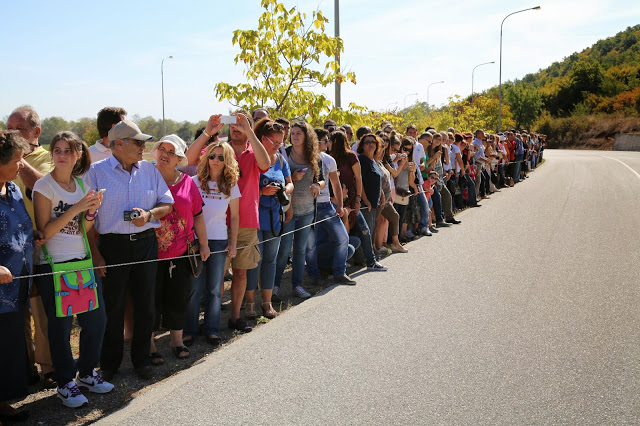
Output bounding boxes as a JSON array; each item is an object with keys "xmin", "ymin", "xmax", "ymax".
[
  {"xmin": 426, "ymin": 81, "xmax": 444, "ymax": 112},
  {"xmin": 334, "ymin": 0, "xmax": 341, "ymax": 108},
  {"xmin": 404, "ymin": 93, "xmax": 418, "ymax": 109},
  {"xmin": 472, "ymin": 61, "xmax": 495, "ymax": 101},
  {"xmin": 498, "ymin": 6, "xmax": 540, "ymax": 132},
  {"xmin": 161, "ymin": 55, "xmax": 173, "ymax": 136}
]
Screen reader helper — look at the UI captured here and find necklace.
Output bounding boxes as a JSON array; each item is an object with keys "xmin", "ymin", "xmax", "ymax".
[
  {"xmin": 291, "ymin": 148, "xmax": 306, "ymax": 164},
  {"xmin": 52, "ymin": 172, "xmax": 74, "ymax": 191},
  {"xmin": 166, "ymin": 171, "xmax": 182, "ymax": 186}
]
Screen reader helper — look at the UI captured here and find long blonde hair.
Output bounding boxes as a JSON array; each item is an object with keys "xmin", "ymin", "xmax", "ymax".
[{"xmin": 196, "ymin": 142, "xmax": 239, "ymax": 197}]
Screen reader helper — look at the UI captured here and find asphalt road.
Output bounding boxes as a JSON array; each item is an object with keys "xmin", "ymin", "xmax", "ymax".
[{"xmin": 100, "ymin": 150, "xmax": 640, "ymax": 425}]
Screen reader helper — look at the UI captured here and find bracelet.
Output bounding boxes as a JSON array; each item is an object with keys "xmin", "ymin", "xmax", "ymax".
[
  {"xmin": 202, "ymin": 130, "xmax": 212, "ymax": 139},
  {"xmin": 355, "ymin": 195, "xmax": 362, "ymax": 199},
  {"xmin": 85, "ymin": 217, "xmax": 95, "ymax": 222},
  {"xmin": 85, "ymin": 210, "xmax": 97, "ymax": 218}
]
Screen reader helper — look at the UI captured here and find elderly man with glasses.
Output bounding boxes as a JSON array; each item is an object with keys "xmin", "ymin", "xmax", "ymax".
[{"xmin": 85, "ymin": 119, "xmax": 173, "ymax": 381}]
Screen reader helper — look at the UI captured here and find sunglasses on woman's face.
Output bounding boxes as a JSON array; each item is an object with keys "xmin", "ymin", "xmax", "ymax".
[
  {"xmin": 401, "ymin": 147, "xmax": 411, "ymax": 152},
  {"xmin": 208, "ymin": 154, "xmax": 225, "ymax": 161},
  {"xmin": 363, "ymin": 139, "xmax": 377, "ymax": 145}
]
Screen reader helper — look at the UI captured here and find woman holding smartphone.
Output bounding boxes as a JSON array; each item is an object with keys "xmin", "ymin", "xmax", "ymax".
[
  {"xmin": 33, "ymin": 131, "xmax": 108, "ymax": 408},
  {"xmin": 273, "ymin": 122, "xmax": 322, "ymax": 299}
]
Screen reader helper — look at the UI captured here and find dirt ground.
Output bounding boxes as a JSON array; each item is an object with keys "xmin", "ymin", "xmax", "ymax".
[{"xmin": 6, "ymin": 262, "xmax": 367, "ymax": 426}]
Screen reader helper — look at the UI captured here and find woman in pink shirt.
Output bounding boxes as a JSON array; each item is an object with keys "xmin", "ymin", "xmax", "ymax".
[{"xmin": 150, "ymin": 135, "xmax": 209, "ymax": 362}]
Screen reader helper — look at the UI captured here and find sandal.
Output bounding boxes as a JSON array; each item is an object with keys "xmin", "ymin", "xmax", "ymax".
[
  {"xmin": 172, "ymin": 345, "xmax": 190, "ymax": 359},
  {"xmin": 183, "ymin": 336, "xmax": 194, "ymax": 347},
  {"xmin": 149, "ymin": 351, "xmax": 164, "ymax": 366},
  {"xmin": 261, "ymin": 302, "xmax": 277, "ymax": 319},
  {"xmin": 245, "ymin": 302, "xmax": 258, "ymax": 319}
]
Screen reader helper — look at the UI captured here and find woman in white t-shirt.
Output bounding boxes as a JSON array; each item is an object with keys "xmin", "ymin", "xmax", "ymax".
[
  {"xmin": 184, "ymin": 142, "xmax": 240, "ymax": 346},
  {"xmin": 33, "ymin": 131, "xmax": 109, "ymax": 408}
]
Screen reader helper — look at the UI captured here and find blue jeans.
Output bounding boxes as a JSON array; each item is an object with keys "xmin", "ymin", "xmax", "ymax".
[
  {"xmin": 185, "ymin": 239, "xmax": 227, "ymax": 337},
  {"xmin": 498, "ymin": 163, "xmax": 506, "ymax": 187},
  {"xmin": 513, "ymin": 153, "xmax": 523, "ymax": 183},
  {"xmin": 351, "ymin": 211, "xmax": 376, "ymax": 265},
  {"xmin": 247, "ymin": 230, "xmax": 281, "ymax": 291},
  {"xmin": 415, "ymin": 192, "xmax": 430, "ymax": 230},
  {"xmin": 275, "ymin": 212, "xmax": 314, "ymax": 289},
  {"xmin": 36, "ymin": 264, "xmax": 106, "ymax": 385},
  {"xmin": 306, "ymin": 202, "xmax": 349, "ymax": 278}
]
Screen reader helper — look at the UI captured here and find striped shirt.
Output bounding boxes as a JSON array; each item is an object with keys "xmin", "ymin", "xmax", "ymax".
[{"xmin": 85, "ymin": 155, "xmax": 173, "ymax": 235}]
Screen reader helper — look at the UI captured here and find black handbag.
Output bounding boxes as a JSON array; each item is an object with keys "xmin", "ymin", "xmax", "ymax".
[{"xmin": 174, "ymin": 207, "xmax": 203, "ymax": 278}]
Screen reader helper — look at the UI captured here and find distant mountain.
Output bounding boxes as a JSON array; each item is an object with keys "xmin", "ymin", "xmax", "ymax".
[{"xmin": 504, "ymin": 24, "xmax": 640, "ymax": 118}]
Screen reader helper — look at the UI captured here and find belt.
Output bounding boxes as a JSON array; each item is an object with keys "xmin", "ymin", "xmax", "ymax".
[{"xmin": 103, "ymin": 228, "xmax": 155, "ymax": 242}]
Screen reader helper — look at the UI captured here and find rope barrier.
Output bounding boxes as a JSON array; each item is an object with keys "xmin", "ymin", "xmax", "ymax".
[{"xmin": 13, "ymin": 183, "xmax": 430, "ymax": 280}]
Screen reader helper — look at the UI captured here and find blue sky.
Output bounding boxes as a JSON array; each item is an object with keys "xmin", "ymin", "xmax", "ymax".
[{"xmin": 2, "ymin": 0, "xmax": 640, "ymax": 123}]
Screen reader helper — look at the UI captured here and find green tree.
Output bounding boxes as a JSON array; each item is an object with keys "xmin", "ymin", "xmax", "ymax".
[
  {"xmin": 215, "ymin": 0, "xmax": 357, "ymax": 120},
  {"xmin": 40, "ymin": 116, "xmax": 69, "ymax": 146},
  {"xmin": 505, "ymin": 84, "xmax": 542, "ymax": 129},
  {"xmin": 70, "ymin": 117, "xmax": 100, "ymax": 145}
]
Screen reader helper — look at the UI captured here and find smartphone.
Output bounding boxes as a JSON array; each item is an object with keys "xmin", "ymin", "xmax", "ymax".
[
  {"xmin": 97, "ymin": 188, "xmax": 107, "ymax": 195},
  {"xmin": 220, "ymin": 115, "xmax": 237, "ymax": 125},
  {"xmin": 298, "ymin": 168, "xmax": 308, "ymax": 173}
]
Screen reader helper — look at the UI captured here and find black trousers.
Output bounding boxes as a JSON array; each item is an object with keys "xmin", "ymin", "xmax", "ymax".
[{"xmin": 99, "ymin": 233, "xmax": 158, "ymax": 370}]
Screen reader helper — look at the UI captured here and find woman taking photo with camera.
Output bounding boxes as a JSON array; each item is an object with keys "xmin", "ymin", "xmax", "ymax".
[{"xmin": 245, "ymin": 119, "xmax": 293, "ymax": 318}]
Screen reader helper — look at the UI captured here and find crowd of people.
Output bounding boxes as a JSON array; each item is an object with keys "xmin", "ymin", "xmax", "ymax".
[{"xmin": 0, "ymin": 104, "xmax": 545, "ymax": 417}]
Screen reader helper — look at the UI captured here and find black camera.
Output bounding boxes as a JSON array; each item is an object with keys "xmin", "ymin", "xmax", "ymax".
[
  {"xmin": 124, "ymin": 210, "xmax": 141, "ymax": 221},
  {"xmin": 272, "ymin": 181, "xmax": 290, "ymax": 207},
  {"xmin": 261, "ymin": 177, "xmax": 289, "ymax": 207}
]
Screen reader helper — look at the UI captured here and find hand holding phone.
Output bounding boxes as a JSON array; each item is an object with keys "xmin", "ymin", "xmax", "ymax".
[{"xmin": 220, "ymin": 115, "xmax": 237, "ymax": 125}]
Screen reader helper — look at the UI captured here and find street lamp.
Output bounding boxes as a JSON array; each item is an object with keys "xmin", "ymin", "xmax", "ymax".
[
  {"xmin": 161, "ymin": 55, "xmax": 173, "ymax": 136},
  {"xmin": 472, "ymin": 61, "xmax": 495, "ymax": 101},
  {"xmin": 334, "ymin": 0, "xmax": 341, "ymax": 108},
  {"xmin": 404, "ymin": 93, "xmax": 418, "ymax": 109},
  {"xmin": 498, "ymin": 6, "xmax": 540, "ymax": 132},
  {"xmin": 426, "ymin": 81, "xmax": 444, "ymax": 112}
]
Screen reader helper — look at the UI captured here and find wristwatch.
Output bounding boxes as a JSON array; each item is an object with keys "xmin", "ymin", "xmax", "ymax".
[{"xmin": 148, "ymin": 210, "xmax": 155, "ymax": 223}]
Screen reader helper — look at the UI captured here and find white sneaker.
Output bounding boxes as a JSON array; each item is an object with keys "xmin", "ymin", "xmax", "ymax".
[
  {"xmin": 293, "ymin": 286, "xmax": 311, "ymax": 299},
  {"xmin": 57, "ymin": 381, "xmax": 88, "ymax": 408},
  {"xmin": 367, "ymin": 261, "xmax": 388, "ymax": 272},
  {"xmin": 76, "ymin": 370, "xmax": 114, "ymax": 394}
]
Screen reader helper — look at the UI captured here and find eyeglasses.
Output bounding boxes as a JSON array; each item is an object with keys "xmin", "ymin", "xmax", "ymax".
[
  {"xmin": 264, "ymin": 135, "xmax": 282, "ymax": 146},
  {"xmin": 363, "ymin": 139, "xmax": 377, "ymax": 145},
  {"xmin": 126, "ymin": 139, "xmax": 147, "ymax": 147},
  {"xmin": 157, "ymin": 147, "xmax": 177, "ymax": 157},
  {"xmin": 208, "ymin": 154, "xmax": 225, "ymax": 161},
  {"xmin": 401, "ymin": 147, "xmax": 411, "ymax": 152}
]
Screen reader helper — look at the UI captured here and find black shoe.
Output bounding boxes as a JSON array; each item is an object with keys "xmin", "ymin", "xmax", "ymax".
[
  {"xmin": 333, "ymin": 274, "xmax": 356, "ymax": 285},
  {"xmin": 100, "ymin": 368, "xmax": 117, "ymax": 382},
  {"xmin": 436, "ymin": 221, "xmax": 451, "ymax": 228},
  {"xmin": 42, "ymin": 372, "xmax": 57, "ymax": 389},
  {"xmin": 206, "ymin": 335, "xmax": 221, "ymax": 346},
  {"xmin": 446, "ymin": 218, "xmax": 461, "ymax": 224},
  {"xmin": 470, "ymin": 204, "xmax": 481, "ymax": 208},
  {"xmin": 318, "ymin": 268, "xmax": 332, "ymax": 279},
  {"xmin": 134, "ymin": 366, "xmax": 153, "ymax": 380},
  {"xmin": 228, "ymin": 318, "xmax": 252, "ymax": 333},
  {"xmin": 429, "ymin": 227, "xmax": 438, "ymax": 233}
]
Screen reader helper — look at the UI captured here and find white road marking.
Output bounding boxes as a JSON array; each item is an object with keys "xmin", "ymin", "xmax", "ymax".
[{"xmin": 604, "ymin": 156, "xmax": 640, "ymax": 180}]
